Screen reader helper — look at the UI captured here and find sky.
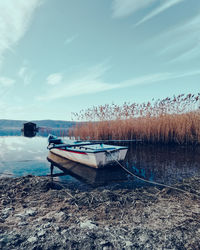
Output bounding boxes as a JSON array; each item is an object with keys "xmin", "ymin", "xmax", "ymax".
[{"xmin": 0, "ymin": 0, "xmax": 200, "ymax": 121}]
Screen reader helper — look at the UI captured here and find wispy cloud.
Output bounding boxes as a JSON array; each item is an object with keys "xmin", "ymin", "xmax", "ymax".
[
  {"xmin": 111, "ymin": 0, "xmax": 156, "ymax": 19},
  {"xmin": 158, "ymin": 12, "xmax": 200, "ymax": 62},
  {"xmin": 38, "ymin": 63, "xmax": 200, "ymax": 101},
  {"xmin": 46, "ymin": 73, "xmax": 63, "ymax": 85},
  {"xmin": 0, "ymin": 0, "xmax": 43, "ymax": 67},
  {"xmin": 64, "ymin": 34, "xmax": 79, "ymax": 45},
  {"xmin": 0, "ymin": 77, "xmax": 15, "ymax": 87},
  {"xmin": 39, "ymin": 63, "xmax": 114, "ymax": 101},
  {"xmin": 135, "ymin": 0, "xmax": 185, "ymax": 26},
  {"xmin": 123, "ymin": 70, "xmax": 200, "ymax": 87},
  {"xmin": 0, "ymin": 76, "xmax": 15, "ymax": 102},
  {"xmin": 18, "ymin": 62, "xmax": 34, "ymax": 85},
  {"xmin": 0, "ymin": 101, "xmax": 25, "ymax": 120}
]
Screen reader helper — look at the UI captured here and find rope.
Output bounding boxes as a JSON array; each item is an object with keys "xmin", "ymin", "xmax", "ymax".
[{"xmin": 107, "ymin": 151, "xmax": 200, "ymax": 199}]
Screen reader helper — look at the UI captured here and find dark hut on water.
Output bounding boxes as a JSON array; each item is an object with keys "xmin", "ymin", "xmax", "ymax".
[{"xmin": 22, "ymin": 122, "xmax": 38, "ymax": 137}]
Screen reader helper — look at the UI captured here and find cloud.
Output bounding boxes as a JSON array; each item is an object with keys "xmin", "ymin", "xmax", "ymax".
[
  {"xmin": 0, "ymin": 0, "xmax": 43, "ymax": 67},
  {"xmin": 111, "ymin": 0, "xmax": 156, "ymax": 18},
  {"xmin": 39, "ymin": 64, "xmax": 115, "ymax": 100},
  {"xmin": 0, "ymin": 76, "xmax": 16, "ymax": 105},
  {"xmin": 40, "ymin": 80, "xmax": 117, "ymax": 101},
  {"xmin": 18, "ymin": 67, "xmax": 26, "ymax": 78},
  {"xmin": 135, "ymin": 0, "xmax": 185, "ymax": 26},
  {"xmin": 169, "ymin": 44, "xmax": 200, "ymax": 63},
  {"xmin": 46, "ymin": 73, "xmax": 63, "ymax": 85},
  {"xmin": 38, "ymin": 63, "xmax": 200, "ymax": 101},
  {"xmin": 158, "ymin": 12, "xmax": 200, "ymax": 62},
  {"xmin": 0, "ymin": 77, "xmax": 15, "ymax": 87},
  {"xmin": 123, "ymin": 70, "xmax": 200, "ymax": 88},
  {"xmin": 64, "ymin": 34, "xmax": 79, "ymax": 45},
  {"xmin": 18, "ymin": 64, "xmax": 34, "ymax": 85},
  {"xmin": 0, "ymin": 101, "xmax": 25, "ymax": 120}
]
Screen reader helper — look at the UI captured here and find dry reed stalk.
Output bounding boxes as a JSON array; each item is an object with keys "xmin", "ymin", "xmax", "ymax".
[{"xmin": 71, "ymin": 94, "xmax": 200, "ymax": 144}]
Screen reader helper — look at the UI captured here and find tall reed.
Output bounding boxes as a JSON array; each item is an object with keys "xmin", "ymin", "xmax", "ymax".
[{"xmin": 69, "ymin": 94, "xmax": 200, "ymax": 144}]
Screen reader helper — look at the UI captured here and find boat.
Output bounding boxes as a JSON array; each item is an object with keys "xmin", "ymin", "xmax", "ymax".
[
  {"xmin": 47, "ymin": 152, "xmax": 128, "ymax": 186},
  {"xmin": 47, "ymin": 135, "xmax": 128, "ymax": 168}
]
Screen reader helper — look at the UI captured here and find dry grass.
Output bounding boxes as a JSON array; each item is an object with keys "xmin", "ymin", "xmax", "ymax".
[{"xmin": 69, "ymin": 94, "xmax": 200, "ymax": 144}]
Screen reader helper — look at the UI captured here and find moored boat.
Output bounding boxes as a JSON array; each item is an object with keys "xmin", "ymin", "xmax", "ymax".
[
  {"xmin": 47, "ymin": 135, "xmax": 128, "ymax": 168},
  {"xmin": 47, "ymin": 152, "xmax": 128, "ymax": 185}
]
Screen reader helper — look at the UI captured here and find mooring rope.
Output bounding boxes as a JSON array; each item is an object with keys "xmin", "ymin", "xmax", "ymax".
[{"xmin": 107, "ymin": 151, "xmax": 200, "ymax": 199}]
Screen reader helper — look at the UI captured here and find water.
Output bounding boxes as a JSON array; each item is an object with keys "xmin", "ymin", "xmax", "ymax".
[
  {"xmin": 0, "ymin": 135, "xmax": 200, "ymax": 189},
  {"xmin": 0, "ymin": 136, "xmax": 52, "ymax": 177}
]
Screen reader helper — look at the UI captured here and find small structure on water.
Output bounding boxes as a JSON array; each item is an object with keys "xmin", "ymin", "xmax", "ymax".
[{"xmin": 22, "ymin": 122, "xmax": 39, "ymax": 137}]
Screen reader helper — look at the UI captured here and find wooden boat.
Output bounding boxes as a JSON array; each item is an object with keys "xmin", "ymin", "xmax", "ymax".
[
  {"xmin": 47, "ymin": 135, "xmax": 128, "ymax": 168},
  {"xmin": 47, "ymin": 152, "xmax": 128, "ymax": 186}
]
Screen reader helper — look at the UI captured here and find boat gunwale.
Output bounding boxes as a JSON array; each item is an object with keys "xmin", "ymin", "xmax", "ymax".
[{"xmin": 50, "ymin": 146, "xmax": 128, "ymax": 154}]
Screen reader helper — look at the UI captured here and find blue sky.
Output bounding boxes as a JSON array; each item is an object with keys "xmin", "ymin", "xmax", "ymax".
[{"xmin": 0, "ymin": 0, "xmax": 200, "ymax": 120}]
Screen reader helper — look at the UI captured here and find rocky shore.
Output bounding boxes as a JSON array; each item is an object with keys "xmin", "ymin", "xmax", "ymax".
[{"xmin": 0, "ymin": 175, "xmax": 200, "ymax": 250}]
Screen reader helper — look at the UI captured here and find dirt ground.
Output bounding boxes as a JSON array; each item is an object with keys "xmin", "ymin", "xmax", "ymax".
[{"xmin": 0, "ymin": 175, "xmax": 200, "ymax": 250}]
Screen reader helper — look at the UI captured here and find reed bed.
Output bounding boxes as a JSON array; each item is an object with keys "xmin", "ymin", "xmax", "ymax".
[{"xmin": 70, "ymin": 94, "xmax": 200, "ymax": 144}]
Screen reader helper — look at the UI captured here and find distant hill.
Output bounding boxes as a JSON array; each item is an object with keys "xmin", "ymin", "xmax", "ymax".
[
  {"xmin": 0, "ymin": 119, "xmax": 76, "ymax": 129},
  {"xmin": 0, "ymin": 119, "xmax": 24, "ymax": 128},
  {"xmin": 0, "ymin": 119, "xmax": 77, "ymax": 136}
]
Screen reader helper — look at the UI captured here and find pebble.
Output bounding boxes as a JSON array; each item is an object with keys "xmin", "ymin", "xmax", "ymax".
[
  {"xmin": 43, "ymin": 222, "xmax": 51, "ymax": 229},
  {"xmin": 37, "ymin": 230, "xmax": 46, "ymax": 237},
  {"xmin": 2, "ymin": 208, "xmax": 12, "ymax": 219},
  {"xmin": 125, "ymin": 241, "xmax": 133, "ymax": 247},
  {"xmin": 27, "ymin": 236, "xmax": 37, "ymax": 243},
  {"xmin": 0, "ymin": 175, "xmax": 199, "ymax": 250},
  {"xmin": 61, "ymin": 229, "xmax": 67, "ymax": 235},
  {"xmin": 25, "ymin": 209, "xmax": 37, "ymax": 216},
  {"xmin": 80, "ymin": 220, "xmax": 97, "ymax": 230}
]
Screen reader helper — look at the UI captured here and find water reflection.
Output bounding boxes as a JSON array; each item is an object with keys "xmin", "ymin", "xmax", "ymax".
[
  {"xmin": 0, "ymin": 136, "xmax": 52, "ymax": 177},
  {"xmin": 0, "ymin": 136, "xmax": 200, "ymax": 187},
  {"xmin": 125, "ymin": 144, "xmax": 200, "ymax": 185},
  {"xmin": 23, "ymin": 130, "xmax": 37, "ymax": 138},
  {"xmin": 47, "ymin": 152, "xmax": 128, "ymax": 186}
]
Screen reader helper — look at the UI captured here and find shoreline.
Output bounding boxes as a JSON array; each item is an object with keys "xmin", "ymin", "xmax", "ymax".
[{"xmin": 0, "ymin": 175, "xmax": 200, "ymax": 249}]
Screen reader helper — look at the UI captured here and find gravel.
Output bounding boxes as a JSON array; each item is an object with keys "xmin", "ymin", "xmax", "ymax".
[{"xmin": 0, "ymin": 175, "xmax": 200, "ymax": 249}]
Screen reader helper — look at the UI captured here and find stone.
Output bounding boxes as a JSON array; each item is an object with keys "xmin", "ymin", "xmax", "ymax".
[
  {"xmin": 37, "ymin": 230, "xmax": 46, "ymax": 237},
  {"xmin": 2, "ymin": 208, "xmax": 12, "ymax": 219},
  {"xmin": 43, "ymin": 222, "xmax": 51, "ymax": 229},
  {"xmin": 27, "ymin": 236, "xmax": 37, "ymax": 243},
  {"xmin": 61, "ymin": 229, "xmax": 67, "ymax": 235},
  {"xmin": 80, "ymin": 220, "xmax": 97, "ymax": 230},
  {"xmin": 0, "ymin": 175, "xmax": 200, "ymax": 250},
  {"xmin": 25, "ymin": 209, "xmax": 37, "ymax": 216},
  {"xmin": 125, "ymin": 241, "xmax": 133, "ymax": 247}
]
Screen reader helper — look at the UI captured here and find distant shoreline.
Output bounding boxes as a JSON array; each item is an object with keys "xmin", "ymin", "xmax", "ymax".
[{"xmin": 0, "ymin": 119, "xmax": 77, "ymax": 137}]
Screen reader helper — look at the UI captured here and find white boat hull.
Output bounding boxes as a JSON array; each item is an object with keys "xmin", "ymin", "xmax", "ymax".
[{"xmin": 50, "ymin": 147, "xmax": 128, "ymax": 168}]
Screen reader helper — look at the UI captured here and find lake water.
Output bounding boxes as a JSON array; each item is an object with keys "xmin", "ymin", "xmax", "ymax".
[{"xmin": 0, "ymin": 135, "xmax": 200, "ymax": 189}]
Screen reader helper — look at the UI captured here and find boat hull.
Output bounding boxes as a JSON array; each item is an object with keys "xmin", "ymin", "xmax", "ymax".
[
  {"xmin": 50, "ymin": 147, "xmax": 128, "ymax": 168},
  {"xmin": 47, "ymin": 152, "xmax": 128, "ymax": 185}
]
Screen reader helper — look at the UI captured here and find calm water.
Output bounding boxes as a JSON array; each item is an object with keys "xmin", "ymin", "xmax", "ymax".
[{"xmin": 0, "ymin": 135, "xmax": 200, "ymax": 189}]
